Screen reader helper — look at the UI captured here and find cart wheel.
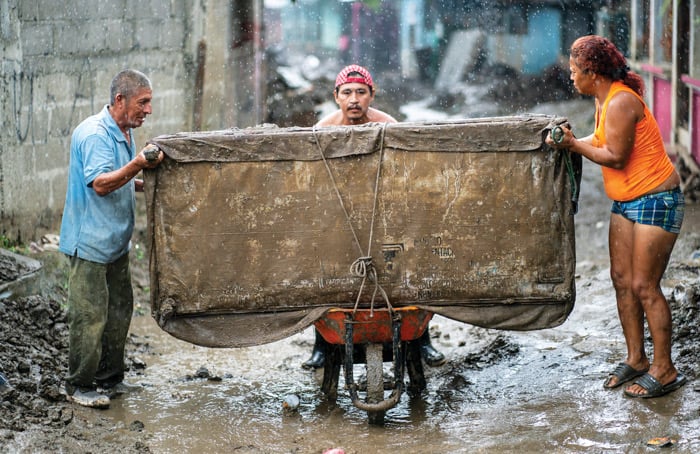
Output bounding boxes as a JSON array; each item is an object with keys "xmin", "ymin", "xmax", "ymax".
[{"xmin": 365, "ymin": 343, "xmax": 385, "ymax": 425}]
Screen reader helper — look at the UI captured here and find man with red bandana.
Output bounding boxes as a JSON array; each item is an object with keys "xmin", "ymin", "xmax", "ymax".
[
  {"xmin": 316, "ymin": 64, "xmax": 397, "ymax": 126},
  {"xmin": 304, "ymin": 65, "xmax": 446, "ymax": 369}
]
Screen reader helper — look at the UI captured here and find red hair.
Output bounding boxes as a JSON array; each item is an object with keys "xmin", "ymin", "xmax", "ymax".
[{"xmin": 570, "ymin": 35, "xmax": 644, "ymax": 96}]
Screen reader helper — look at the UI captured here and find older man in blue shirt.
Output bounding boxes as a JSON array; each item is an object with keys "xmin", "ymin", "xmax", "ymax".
[{"xmin": 59, "ymin": 69, "xmax": 163, "ymax": 409}]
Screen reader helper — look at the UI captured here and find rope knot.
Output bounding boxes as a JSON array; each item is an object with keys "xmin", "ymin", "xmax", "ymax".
[{"xmin": 350, "ymin": 256, "xmax": 374, "ymax": 278}]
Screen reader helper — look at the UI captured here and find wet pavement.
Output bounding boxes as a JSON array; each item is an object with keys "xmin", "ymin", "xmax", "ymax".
[
  {"xmin": 98, "ymin": 143, "xmax": 700, "ymax": 453},
  {"xmin": 3, "ymin": 98, "xmax": 693, "ymax": 454}
]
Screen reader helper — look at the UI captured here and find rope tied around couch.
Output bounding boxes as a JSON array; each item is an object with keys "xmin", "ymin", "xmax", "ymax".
[{"xmin": 312, "ymin": 123, "xmax": 393, "ymax": 315}]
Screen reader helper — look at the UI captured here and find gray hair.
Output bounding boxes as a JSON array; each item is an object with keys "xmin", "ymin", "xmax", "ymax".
[{"xmin": 109, "ymin": 69, "xmax": 152, "ymax": 105}]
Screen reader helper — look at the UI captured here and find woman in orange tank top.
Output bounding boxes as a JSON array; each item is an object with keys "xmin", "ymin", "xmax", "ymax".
[{"xmin": 546, "ymin": 35, "xmax": 686, "ymax": 398}]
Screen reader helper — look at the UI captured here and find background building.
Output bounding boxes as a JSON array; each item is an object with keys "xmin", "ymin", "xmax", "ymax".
[{"xmin": 1, "ymin": 0, "xmax": 697, "ymax": 244}]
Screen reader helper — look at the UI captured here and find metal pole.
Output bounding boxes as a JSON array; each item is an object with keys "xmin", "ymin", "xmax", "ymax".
[{"xmin": 253, "ymin": 0, "xmax": 264, "ymax": 125}]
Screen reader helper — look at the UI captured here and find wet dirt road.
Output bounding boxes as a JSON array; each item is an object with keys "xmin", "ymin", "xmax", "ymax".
[
  {"xmin": 115, "ymin": 301, "xmax": 700, "ymax": 453},
  {"xmin": 97, "ymin": 108, "xmax": 700, "ymax": 452}
]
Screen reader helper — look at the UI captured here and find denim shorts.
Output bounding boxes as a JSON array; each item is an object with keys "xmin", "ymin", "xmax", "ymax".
[{"xmin": 611, "ymin": 187, "xmax": 684, "ymax": 234}]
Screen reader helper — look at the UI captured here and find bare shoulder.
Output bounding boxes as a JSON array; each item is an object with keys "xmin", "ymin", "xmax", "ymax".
[
  {"xmin": 609, "ymin": 89, "xmax": 641, "ymax": 107},
  {"xmin": 315, "ymin": 111, "xmax": 343, "ymax": 127},
  {"xmin": 608, "ymin": 90, "xmax": 643, "ymax": 121},
  {"xmin": 368, "ymin": 107, "xmax": 398, "ymax": 124}
]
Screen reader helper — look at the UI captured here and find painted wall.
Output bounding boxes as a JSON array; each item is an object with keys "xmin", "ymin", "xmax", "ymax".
[
  {"xmin": 522, "ymin": 8, "xmax": 561, "ymax": 74},
  {"xmin": 0, "ymin": 0, "xmax": 243, "ymax": 242},
  {"xmin": 488, "ymin": 7, "xmax": 562, "ymax": 75}
]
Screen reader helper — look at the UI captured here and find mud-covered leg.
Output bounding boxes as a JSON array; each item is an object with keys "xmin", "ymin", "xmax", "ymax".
[
  {"xmin": 406, "ymin": 340, "xmax": 426, "ymax": 397},
  {"xmin": 320, "ymin": 344, "xmax": 341, "ymax": 400}
]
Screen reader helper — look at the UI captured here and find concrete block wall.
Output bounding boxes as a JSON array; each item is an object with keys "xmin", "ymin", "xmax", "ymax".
[{"xmin": 0, "ymin": 0, "xmax": 211, "ymax": 243}]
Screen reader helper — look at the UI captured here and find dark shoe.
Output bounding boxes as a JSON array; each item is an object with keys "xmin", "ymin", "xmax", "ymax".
[
  {"xmin": 98, "ymin": 381, "xmax": 142, "ymax": 398},
  {"xmin": 420, "ymin": 343, "xmax": 446, "ymax": 367},
  {"xmin": 603, "ymin": 362, "xmax": 648, "ymax": 389},
  {"xmin": 418, "ymin": 329, "xmax": 446, "ymax": 367},
  {"xmin": 67, "ymin": 387, "xmax": 110, "ymax": 409},
  {"xmin": 302, "ymin": 329, "xmax": 327, "ymax": 369},
  {"xmin": 624, "ymin": 373, "xmax": 687, "ymax": 398},
  {"xmin": 302, "ymin": 349, "xmax": 325, "ymax": 369}
]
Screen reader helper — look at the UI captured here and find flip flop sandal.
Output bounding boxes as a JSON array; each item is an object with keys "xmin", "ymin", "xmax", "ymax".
[
  {"xmin": 624, "ymin": 373, "xmax": 687, "ymax": 398},
  {"xmin": 603, "ymin": 362, "xmax": 648, "ymax": 389}
]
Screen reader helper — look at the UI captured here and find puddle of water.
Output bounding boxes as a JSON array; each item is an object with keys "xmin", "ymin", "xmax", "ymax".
[
  {"xmin": 103, "ymin": 118, "xmax": 699, "ymax": 453},
  {"xmin": 102, "ymin": 311, "xmax": 699, "ymax": 454}
]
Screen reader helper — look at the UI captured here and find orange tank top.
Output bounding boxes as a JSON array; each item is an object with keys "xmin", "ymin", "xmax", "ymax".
[{"xmin": 592, "ymin": 81, "xmax": 674, "ymax": 201}]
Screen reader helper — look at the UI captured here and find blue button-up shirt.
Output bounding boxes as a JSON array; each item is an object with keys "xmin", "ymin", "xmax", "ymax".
[{"xmin": 59, "ymin": 105, "xmax": 136, "ymax": 264}]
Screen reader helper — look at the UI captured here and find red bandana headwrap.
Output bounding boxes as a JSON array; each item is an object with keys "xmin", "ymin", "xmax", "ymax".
[{"xmin": 335, "ymin": 64, "xmax": 374, "ymax": 90}]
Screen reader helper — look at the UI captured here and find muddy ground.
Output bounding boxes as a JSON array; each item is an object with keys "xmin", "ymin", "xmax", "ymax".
[{"xmin": 1, "ymin": 95, "xmax": 699, "ymax": 453}]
